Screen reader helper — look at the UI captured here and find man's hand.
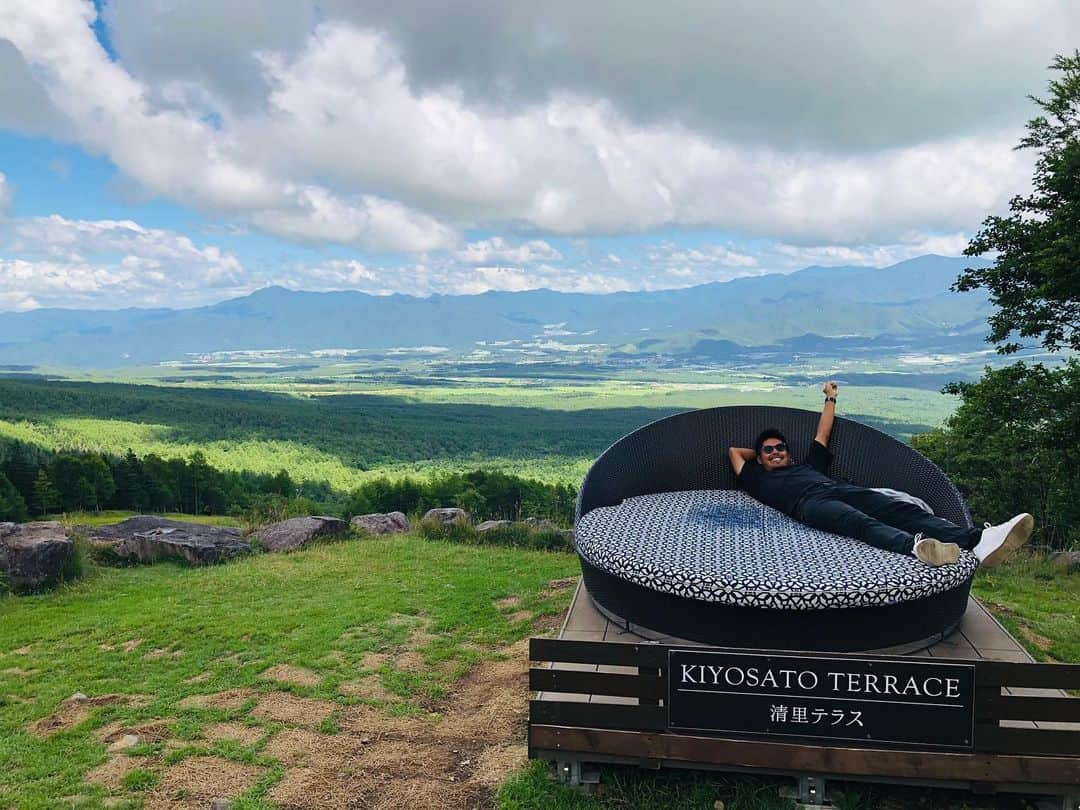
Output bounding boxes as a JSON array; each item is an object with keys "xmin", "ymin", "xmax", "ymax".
[{"xmin": 815, "ymin": 382, "xmax": 837, "ymax": 446}]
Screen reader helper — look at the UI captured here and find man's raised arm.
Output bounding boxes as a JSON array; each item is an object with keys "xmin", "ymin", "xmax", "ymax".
[
  {"xmin": 728, "ymin": 446, "xmax": 755, "ymax": 475},
  {"xmin": 815, "ymin": 381, "xmax": 839, "ymax": 447}
]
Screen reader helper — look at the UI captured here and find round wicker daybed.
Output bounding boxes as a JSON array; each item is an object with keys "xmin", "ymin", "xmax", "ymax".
[{"xmin": 575, "ymin": 406, "xmax": 978, "ymax": 653}]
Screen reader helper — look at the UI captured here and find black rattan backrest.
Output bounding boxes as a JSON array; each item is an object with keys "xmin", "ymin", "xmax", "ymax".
[{"xmin": 576, "ymin": 406, "xmax": 971, "ymax": 528}]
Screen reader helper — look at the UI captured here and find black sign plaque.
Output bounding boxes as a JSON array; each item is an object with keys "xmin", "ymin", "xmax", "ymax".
[{"xmin": 668, "ymin": 649, "xmax": 975, "ymax": 749}]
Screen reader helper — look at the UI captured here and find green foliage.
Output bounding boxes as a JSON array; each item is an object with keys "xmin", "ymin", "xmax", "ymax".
[
  {"xmin": 31, "ymin": 469, "xmax": 60, "ymax": 516},
  {"xmin": 913, "ymin": 360, "xmax": 1080, "ymax": 550},
  {"xmin": 0, "ymin": 473, "xmax": 28, "ymax": 522},
  {"xmin": 497, "ymin": 760, "xmax": 792, "ymax": 809},
  {"xmin": 955, "ymin": 51, "xmax": 1080, "ymax": 354},
  {"xmin": 343, "ymin": 469, "xmax": 576, "ymax": 525},
  {"xmin": 417, "ymin": 519, "xmax": 574, "ymax": 552}
]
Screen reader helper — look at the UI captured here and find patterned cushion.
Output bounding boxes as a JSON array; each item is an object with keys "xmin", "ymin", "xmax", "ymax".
[{"xmin": 576, "ymin": 490, "xmax": 978, "ymax": 611}]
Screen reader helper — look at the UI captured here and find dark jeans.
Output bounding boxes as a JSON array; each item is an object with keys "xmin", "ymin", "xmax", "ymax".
[{"xmin": 792, "ymin": 483, "xmax": 981, "ymax": 555}]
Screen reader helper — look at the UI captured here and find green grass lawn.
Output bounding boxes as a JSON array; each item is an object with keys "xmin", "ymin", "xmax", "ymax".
[
  {"xmin": 972, "ymin": 553, "xmax": 1080, "ymax": 663},
  {"xmin": 1, "ymin": 537, "xmax": 1074, "ymax": 809},
  {"xmin": 0, "ymin": 535, "xmax": 578, "ymax": 808}
]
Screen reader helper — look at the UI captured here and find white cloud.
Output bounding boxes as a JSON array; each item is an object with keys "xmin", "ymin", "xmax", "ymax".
[
  {"xmin": 0, "ymin": 214, "xmax": 250, "ymax": 308},
  {"xmin": 0, "ymin": 172, "xmax": 11, "ymax": 214},
  {"xmin": 769, "ymin": 234, "xmax": 973, "ymax": 270},
  {"xmin": 275, "ymin": 257, "xmax": 648, "ymax": 297},
  {"xmin": 0, "ymin": 3, "xmax": 1038, "ymax": 254},
  {"xmin": 100, "ymin": 0, "xmax": 1079, "ymax": 151},
  {"xmin": 455, "ymin": 237, "xmax": 562, "ymax": 265},
  {"xmin": 0, "ymin": 2, "xmax": 456, "ymax": 253}
]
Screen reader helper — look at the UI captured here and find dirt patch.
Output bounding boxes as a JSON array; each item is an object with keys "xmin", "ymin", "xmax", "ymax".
[
  {"xmin": 392, "ymin": 651, "xmax": 427, "ymax": 672},
  {"xmin": 251, "ymin": 692, "xmax": 338, "ymax": 726},
  {"xmin": 439, "ymin": 639, "xmax": 529, "ymax": 742},
  {"xmin": 370, "ymin": 778, "xmax": 486, "ymax": 810},
  {"xmin": 493, "ymin": 595, "xmax": 521, "ymax": 610},
  {"xmin": 470, "ymin": 743, "xmax": 528, "ymax": 789},
  {"xmin": 407, "ymin": 627, "xmax": 437, "ymax": 648},
  {"xmin": 2, "ymin": 667, "xmax": 34, "ymax": 678},
  {"xmin": 12, "ymin": 645, "xmax": 33, "ymax": 655},
  {"xmin": 262, "ymin": 639, "xmax": 533, "ymax": 809},
  {"xmin": 85, "ymin": 754, "xmax": 153, "ymax": 791},
  {"xmin": 504, "ymin": 610, "xmax": 533, "ymax": 624},
  {"xmin": 358, "ymin": 652, "xmax": 390, "ymax": 670},
  {"xmin": 202, "ymin": 721, "xmax": 266, "ymax": 746},
  {"xmin": 340, "ymin": 704, "xmax": 439, "ymax": 738},
  {"xmin": 264, "ymin": 727, "xmax": 361, "ymax": 768},
  {"xmin": 177, "ymin": 688, "xmax": 255, "ymax": 712},
  {"xmin": 1018, "ymin": 625, "xmax": 1055, "ymax": 652},
  {"xmin": 96, "ymin": 720, "xmax": 171, "ymax": 746},
  {"xmin": 546, "ymin": 576, "xmax": 578, "ymax": 591},
  {"xmin": 120, "ymin": 639, "xmax": 143, "ymax": 653},
  {"xmin": 98, "ymin": 643, "xmax": 115, "ymax": 651},
  {"xmin": 148, "ymin": 756, "xmax": 263, "ymax": 807},
  {"xmin": 385, "ymin": 612, "xmax": 424, "ymax": 629},
  {"xmin": 338, "ymin": 677, "xmax": 395, "ymax": 702},
  {"xmin": 144, "ymin": 647, "xmax": 184, "ymax": 661},
  {"xmin": 260, "ymin": 663, "xmax": 322, "ymax": 687},
  {"xmin": 28, "ymin": 694, "xmax": 141, "ymax": 738},
  {"xmin": 530, "ymin": 613, "xmax": 563, "ymax": 634},
  {"xmin": 184, "ymin": 672, "xmax": 212, "ymax": 684},
  {"xmin": 268, "ymin": 767, "xmax": 377, "ymax": 810}
]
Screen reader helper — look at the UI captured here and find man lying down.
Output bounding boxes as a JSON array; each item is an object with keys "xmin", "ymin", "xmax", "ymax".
[{"xmin": 727, "ymin": 382, "xmax": 1033, "ymax": 568}]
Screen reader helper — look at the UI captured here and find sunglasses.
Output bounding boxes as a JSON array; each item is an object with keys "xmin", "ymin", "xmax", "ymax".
[{"xmin": 761, "ymin": 443, "xmax": 788, "ymax": 454}]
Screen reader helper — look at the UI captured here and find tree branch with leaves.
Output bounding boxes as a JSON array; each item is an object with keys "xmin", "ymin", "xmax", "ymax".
[{"xmin": 955, "ymin": 51, "xmax": 1080, "ymax": 354}]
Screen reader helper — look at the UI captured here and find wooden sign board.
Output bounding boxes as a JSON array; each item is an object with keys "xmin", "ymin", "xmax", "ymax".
[{"xmin": 668, "ymin": 649, "xmax": 975, "ymax": 749}]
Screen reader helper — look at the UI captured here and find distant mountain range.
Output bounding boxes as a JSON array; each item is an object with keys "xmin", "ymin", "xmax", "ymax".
[{"xmin": 0, "ymin": 255, "xmax": 993, "ymax": 368}]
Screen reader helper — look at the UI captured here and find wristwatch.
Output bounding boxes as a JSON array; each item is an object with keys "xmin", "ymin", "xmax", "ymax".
[{"xmin": 825, "ymin": 396, "xmax": 837, "ymax": 403}]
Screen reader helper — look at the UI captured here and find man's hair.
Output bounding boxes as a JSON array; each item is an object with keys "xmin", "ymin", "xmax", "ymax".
[{"xmin": 754, "ymin": 428, "xmax": 787, "ymax": 456}]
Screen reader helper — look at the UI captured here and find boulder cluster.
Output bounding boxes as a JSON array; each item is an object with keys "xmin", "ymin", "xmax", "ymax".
[{"xmin": 1, "ymin": 508, "xmax": 572, "ymax": 595}]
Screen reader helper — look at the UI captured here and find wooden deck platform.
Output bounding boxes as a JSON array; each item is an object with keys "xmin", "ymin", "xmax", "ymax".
[{"xmin": 539, "ymin": 578, "xmax": 1076, "ymax": 734}]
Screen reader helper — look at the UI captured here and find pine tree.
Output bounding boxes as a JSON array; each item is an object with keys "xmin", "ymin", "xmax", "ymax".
[
  {"xmin": 31, "ymin": 470, "xmax": 60, "ymax": 517},
  {"xmin": 0, "ymin": 472, "xmax": 29, "ymax": 522}
]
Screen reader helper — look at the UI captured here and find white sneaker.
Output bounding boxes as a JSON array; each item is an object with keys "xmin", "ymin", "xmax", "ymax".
[
  {"xmin": 913, "ymin": 534, "xmax": 961, "ymax": 567},
  {"xmin": 974, "ymin": 513, "xmax": 1034, "ymax": 567}
]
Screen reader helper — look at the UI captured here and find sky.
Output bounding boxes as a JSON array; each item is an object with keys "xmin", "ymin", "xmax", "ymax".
[{"xmin": 0, "ymin": 0, "xmax": 1075, "ymax": 311}]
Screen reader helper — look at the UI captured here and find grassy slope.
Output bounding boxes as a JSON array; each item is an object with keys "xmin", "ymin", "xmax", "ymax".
[
  {"xmin": 1, "ymin": 538, "xmax": 1074, "ymax": 809},
  {"xmin": 0, "ymin": 536, "xmax": 578, "ymax": 808},
  {"xmin": 972, "ymin": 554, "xmax": 1080, "ymax": 663}
]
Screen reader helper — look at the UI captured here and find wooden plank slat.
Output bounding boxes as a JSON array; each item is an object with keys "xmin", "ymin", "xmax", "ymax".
[
  {"xmin": 974, "ymin": 722, "xmax": 1080, "ymax": 756},
  {"xmin": 529, "ymin": 726, "xmax": 1080, "ymax": 785},
  {"xmin": 529, "ymin": 668, "xmax": 665, "ymax": 700},
  {"xmin": 530, "ymin": 637, "xmax": 667, "ymax": 668},
  {"xmin": 975, "ymin": 694, "xmax": 1080, "ymax": 723},
  {"xmin": 977, "ymin": 661, "xmax": 1080, "ymax": 689},
  {"xmin": 639, "ymin": 665, "xmax": 661, "ymax": 706},
  {"xmin": 529, "ymin": 700, "xmax": 667, "ymax": 732}
]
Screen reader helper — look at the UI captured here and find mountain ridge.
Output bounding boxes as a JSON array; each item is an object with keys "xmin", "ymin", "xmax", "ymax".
[{"xmin": 0, "ymin": 254, "xmax": 993, "ymax": 367}]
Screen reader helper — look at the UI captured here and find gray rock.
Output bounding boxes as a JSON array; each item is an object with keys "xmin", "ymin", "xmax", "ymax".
[
  {"xmin": 1049, "ymin": 551, "xmax": 1080, "ymax": 570},
  {"xmin": 476, "ymin": 519, "xmax": 512, "ymax": 533},
  {"xmin": 89, "ymin": 516, "xmax": 250, "ymax": 565},
  {"xmin": 350, "ymin": 511, "xmax": 410, "ymax": 536},
  {"xmin": 254, "ymin": 516, "xmax": 349, "ymax": 553},
  {"xmin": 422, "ymin": 508, "xmax": 470, "ymax": 527},
  {"xmin": 0, "ymin": 521, "xmax": 74, "ymax": 592}
]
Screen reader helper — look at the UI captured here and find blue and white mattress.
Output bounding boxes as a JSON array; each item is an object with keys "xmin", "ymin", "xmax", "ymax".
[{"xmin": 575, "ymin": 490, "xmax": 978, "ymax": 611}]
